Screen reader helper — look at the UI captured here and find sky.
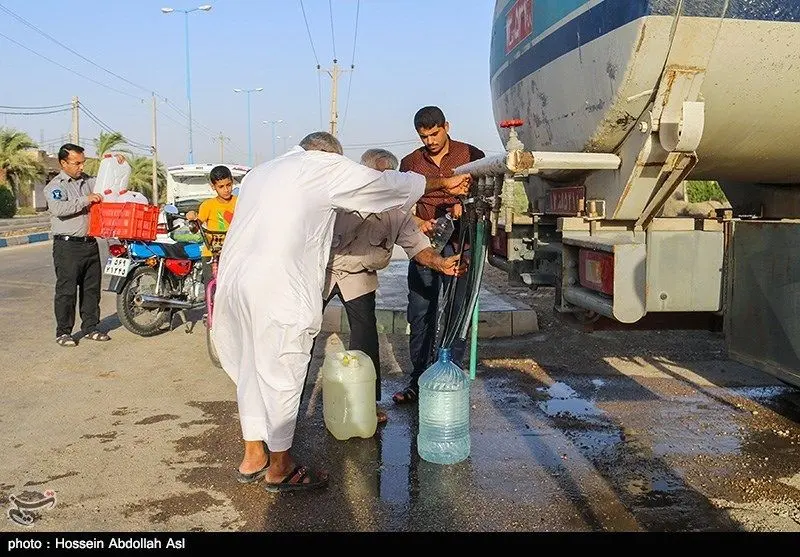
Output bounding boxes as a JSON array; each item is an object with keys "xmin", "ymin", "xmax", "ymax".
[{"xmin": 0, "ymin": 0, "xmax": 507, "ymax": 166}]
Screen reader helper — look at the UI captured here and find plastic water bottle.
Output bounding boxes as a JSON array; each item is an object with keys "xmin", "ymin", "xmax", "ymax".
[
  {"xmin": 322, "ymin": 350, "xmax": 378, "ymax": 440},
  {"xmin": 417, "ymin": 347, "xmax": 471, "ymax": 464},
  {"xmin": 429, "ymin": 214, "xmax": 455, "ymax": 253}
]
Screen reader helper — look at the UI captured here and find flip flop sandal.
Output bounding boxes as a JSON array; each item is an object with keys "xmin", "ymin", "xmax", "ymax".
[
  {"xmin": 263, "ymin": 465, "xmax": 329, "ymax": 493},
  {"xmin": 392, "ymin": 387, "xmax": 418, "ymax": 405},
  {"xmin": 236, "ymin": 458, "xmax": 270, "ymax": 484},
  {"xmin": 56, "ymin": 334, "xmax": 76, "ymax": 347},
  {"xmin": 84, "ymin": 331, "xmax": 111, "ymax": 341},
  {"xmin": 377, "ymin": 410, "xmax": 388, "ymax": 425}
]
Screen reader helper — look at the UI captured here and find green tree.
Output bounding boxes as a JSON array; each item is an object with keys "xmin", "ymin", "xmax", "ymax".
[
  {"xmin": 0, "ymin": 128, "xmax": 44, "ymax": 208},
  {"xmin": 127, "ymin": 155, "xmax": 166, "ymax": 204},
  {"xmin": 84, "ymin": 131, "xmax": 132, "ymax": 176},
  {"xmin": 686, "ymin": 180, "xmax": 727, "ymax": 203},
  {"xmin": 0, "ymin": 185, "xmax": 17, "ymax": 218},
  {"xmin": 94, "ymin": 131, "xmax": 131, "ymax": 157}
]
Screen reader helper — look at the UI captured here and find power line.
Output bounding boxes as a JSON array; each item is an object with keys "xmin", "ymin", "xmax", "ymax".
[
  {"xmin": 0, "ymin": 108, "xmax": 71, "ymax": 116},
  {"xmin": 317, "ymin": 73, "xmax": 324, "ymax": 129},
  {"xmin": 339, "ymin": 0, "xmax": 360, "ymax": 135},
  {"xmin": 0, "ymin": 3, "xmax": 225, "ymax": 150},
  {"xmin": 78, "ymin": 102, "xmax": 152, "ymax": 152},
  {"xmin": 299, "ymin": 0, "xmax": 321, "ymax": 65},
  {"xmin": 0, "ymin": 103, "xmax": 71, "ymax": 110},
  {"xmin": 328, "ymin": 0, "xmax": 337, "ymax": 60},
  {"xmin": 0, "ymin": 31, "xmax": 143, "ymax": 100},
  {"xmin": 156, "ymin": 107, "xmax": 248, "ymax": 161},
  {"xmin": 0, "ymin": 3, "xmax": 152, "ymax": 97}
]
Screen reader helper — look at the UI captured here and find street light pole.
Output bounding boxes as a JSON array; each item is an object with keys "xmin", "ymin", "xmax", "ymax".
[
  {"xmin": 161, "ymin": 4, "xmax": 212, "ymax": 164},
  {"xmin": 262, "ymin": 119, "xmax": 284, "ymax": 159},
  {"xmin": 183, "ymin": 10, "xmax": 193, "ymax": 163},
  {"xmin": 234, "ymin": 87, "xmax": 263, "ymax": 167}
]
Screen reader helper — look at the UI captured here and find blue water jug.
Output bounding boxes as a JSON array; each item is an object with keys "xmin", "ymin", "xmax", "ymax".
[{"xmin": 417, "ymin": 347, "xmax": 471, "ymax": 464}]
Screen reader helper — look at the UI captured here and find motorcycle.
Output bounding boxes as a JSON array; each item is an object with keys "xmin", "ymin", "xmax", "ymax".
[{"xmin": 104, "ymin": 206, "xmax": 206, "ymax": 337}]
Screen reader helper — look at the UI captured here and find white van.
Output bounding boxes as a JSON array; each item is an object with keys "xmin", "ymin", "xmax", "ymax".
[{"xmin": 165, "ymin": 163, "xmax": 251, "ymax": 214}]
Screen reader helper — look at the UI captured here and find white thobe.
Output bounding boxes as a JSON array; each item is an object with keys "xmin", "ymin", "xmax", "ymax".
[{"xmin": 212, "ymin": 146, "xmax": 426, "ymax": 451}]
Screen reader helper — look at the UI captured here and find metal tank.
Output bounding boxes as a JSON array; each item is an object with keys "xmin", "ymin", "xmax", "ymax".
[
  {"xmin": 458, "ymin": 0, "xmax": 800, "ymax": 386},
  {"xmin": 490, "ymin": 0, "xmax": 800, "ymax": 212}
]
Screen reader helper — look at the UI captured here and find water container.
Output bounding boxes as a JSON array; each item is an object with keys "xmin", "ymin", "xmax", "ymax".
[
  {"xmin": 94, "ymin": 154, "xmax": 131, "ymax": 202},
  {"xmin": 321, "ymin": 350, "xmax": 378, "ymax": 440},
  {"xmin": 118, "ymin": 190, "xmax": 149, "ymax": 204},
  {"xmin": 429, "ymin": 214, "xmax": 455, "ymax": 253},
  {"xmin": 417, "ymin": 347, "xmax": 470, "ymax": 464}
]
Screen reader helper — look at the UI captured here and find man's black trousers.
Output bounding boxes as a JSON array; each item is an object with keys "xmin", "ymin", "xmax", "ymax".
[
  {"xmin": 52, "ymin": 239, "xmax": 102, "ymax": 337},
  {"xmin": 406, "ymin": 242, "xmax": 467, "ymax": 391},
  {"xmin": 322, "ymin": 286, "xmax": 381, "ymax": 401}
]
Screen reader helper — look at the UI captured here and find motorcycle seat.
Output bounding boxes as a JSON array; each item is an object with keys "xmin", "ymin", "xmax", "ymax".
[
  {"xmin": 129, "ymin": 241, "xmax": 203, "ymax": 261},
  {"xmin": 156, "ymin": 242, "xmax": 203, "ymax": 260}
]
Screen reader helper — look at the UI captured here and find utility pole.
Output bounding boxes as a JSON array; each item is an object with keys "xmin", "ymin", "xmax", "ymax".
[
  {"xmin": 215, "ymin": 132, "xmax": 230, "ymax": 162},
  {"xmin": 319, "ymin": 60, "xmax": 351, "ymax": 137},
  {"xmin": 151, "ymin": 93, "xmax": 159, "ymax": 205},
  {"xmin": 70, "ymin": 96, "xmax": 80, "ymax": 145}
]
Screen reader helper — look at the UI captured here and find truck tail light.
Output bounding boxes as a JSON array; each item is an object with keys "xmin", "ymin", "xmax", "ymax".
[{"xmin": 579, "ymin": 250, "xmax": 614, "ymax": 296}]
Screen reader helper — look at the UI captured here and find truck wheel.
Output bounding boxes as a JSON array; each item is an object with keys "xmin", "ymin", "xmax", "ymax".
[
  {"xmin": 574, "ymin": 309, "xmax": 601, "ymax": 324},
  {"xmin": 116, "ymin": 266, "xmax": 171, "ymax": 337},
  {"xmin": 206, "ymin": 324, "xmax": 222, "ymax": 368}
]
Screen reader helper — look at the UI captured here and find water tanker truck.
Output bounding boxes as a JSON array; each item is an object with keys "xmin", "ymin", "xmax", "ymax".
[{"xmin": 454, "ymin": 0, "xmax": 800, "ymax": 387}]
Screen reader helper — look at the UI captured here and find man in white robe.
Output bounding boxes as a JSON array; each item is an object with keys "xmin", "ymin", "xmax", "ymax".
[{"xmin": 212, "ymin": 132, "xmax": 471, "ymax": 491}]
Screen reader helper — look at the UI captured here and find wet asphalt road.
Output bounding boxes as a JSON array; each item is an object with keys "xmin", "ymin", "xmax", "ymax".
[{"xmin": 1, "ymin": 242, "xmax": 799, "ymax": 532}]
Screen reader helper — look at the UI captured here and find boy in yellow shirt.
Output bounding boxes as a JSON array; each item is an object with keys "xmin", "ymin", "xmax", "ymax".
[{"xmin": 185, "ymin": 165, "xmax": 237, "ymax": 284}]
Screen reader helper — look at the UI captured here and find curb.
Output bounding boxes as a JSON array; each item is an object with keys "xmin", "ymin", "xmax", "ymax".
[
  {"xmin": 321, "ymin": 306, "xmax": 539, "ymax": 338},
  {"xmin": 0, "ymin": 231, "xmax": 52, "ymax": 248}
]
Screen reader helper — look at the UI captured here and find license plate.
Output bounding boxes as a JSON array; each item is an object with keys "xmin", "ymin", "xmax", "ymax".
[
  {"xmin": 104, "ymin": 257, "xmax": 131, "ymax": 277},
  {"xmin": 548, "ymin": 186, "xmax": 586, "ymax": 215}
]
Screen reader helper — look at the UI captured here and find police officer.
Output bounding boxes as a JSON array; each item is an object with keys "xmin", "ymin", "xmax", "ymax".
[{"xmin": 44, "ymin": 143, "xmax": 118, "ymax": 347}]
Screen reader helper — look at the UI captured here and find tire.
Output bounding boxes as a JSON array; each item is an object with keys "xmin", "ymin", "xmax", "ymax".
[
  {"xmin": 116, "ymin": 266, "xmax": 172, "ymax": 337},
  {"xmin": 206, "ymin": 323, "xmax": 222, "ymax": 368}
]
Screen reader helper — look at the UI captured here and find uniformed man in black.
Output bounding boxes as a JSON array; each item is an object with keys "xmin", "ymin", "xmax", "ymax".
[{"xmin": 44, "ymin": 143, "xmax": 117, "ymax": 347}]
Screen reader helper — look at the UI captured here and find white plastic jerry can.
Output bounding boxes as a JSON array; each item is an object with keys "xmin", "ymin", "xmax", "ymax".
[
  {"xmin": 321, "ymin": 350, "xmax": 378, "ymax": 440},
  {"xmin": 94, "ymin": 153, "xmax": 132, "ymax": 202}
]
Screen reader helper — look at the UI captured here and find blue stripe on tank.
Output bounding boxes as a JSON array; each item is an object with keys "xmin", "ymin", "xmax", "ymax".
[{"xmin": 491, "ymin": 0, "xmax": 800, "ymax": 98}]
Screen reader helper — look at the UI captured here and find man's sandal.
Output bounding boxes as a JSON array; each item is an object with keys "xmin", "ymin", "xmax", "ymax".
[
  {"xmin": 377, "ymin": 410, "xmax": 388, "ymax": 425},
  {"xmin": 84, "ymin": 331, "xmax": 111, "ymax": 341},
  {"xmin": 263, "ymin": 465, "xmax": 328, "ymax": 493},
  {"xmin": 55, "ymin": 334, "xmax": 76, "ymax": 347},
  {"xmin": 236, "ymin": 458, "xmax": 270, "ymax": 484},
  {"xmin": 392, "ymin": 387, "xmax": 418, "ymax": 405}
]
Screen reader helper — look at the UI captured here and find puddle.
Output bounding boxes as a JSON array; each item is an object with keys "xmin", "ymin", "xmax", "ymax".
[
  {"xmin": 733, "ymin": 386, "xmax": 794, "ymax": 400},
  {"xmin": 536, "ymin": 381, "xmax": 606, "ymax": 425}
]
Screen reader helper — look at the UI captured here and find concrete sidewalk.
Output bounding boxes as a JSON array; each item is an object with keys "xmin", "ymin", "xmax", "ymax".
[
  {"xmin": 322, "ymin": 259, "xmax": 538, "ymax": 338},
  {"xmin": 0, "ymin": 231, "xmax": 52, "ymax": 248},
  {"xmin": 1, "ymin": 230, "xmax": 538, "ymax": 337}
]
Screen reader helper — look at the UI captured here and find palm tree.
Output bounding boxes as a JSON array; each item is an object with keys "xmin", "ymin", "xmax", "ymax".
[
  {"xmin": 85, "ymin": 131, "xmax": 132, "ymax": 176},
  {"xmin": 127, "ymin": 155, "xmax": 166, "ymax": 203},
  {"xmin": 94, "ymin": 131, "xmax": 131, "ymax": 157},
  {"xmin": 0, "ymin": 128, "xmax": 45, "ymax": 208}
]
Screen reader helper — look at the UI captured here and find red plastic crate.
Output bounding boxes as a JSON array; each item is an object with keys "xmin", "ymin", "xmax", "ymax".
[{"xmin": 88, "ymin": 202, "xmax": 159, "ymax": 241}]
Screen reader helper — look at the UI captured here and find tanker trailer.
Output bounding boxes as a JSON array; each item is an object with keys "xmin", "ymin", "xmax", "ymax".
[{"xmin": 455, "ymin": 0, "xmax": 800, "ymax": 387}]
